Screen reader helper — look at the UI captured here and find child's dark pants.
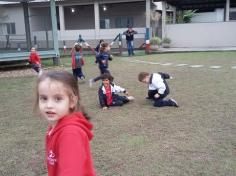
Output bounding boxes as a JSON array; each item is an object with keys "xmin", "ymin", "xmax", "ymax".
[
  {"xmin": 111, "ymin": 95, "xmax": 129, "ymax": 106},
  {"xmin": 72, "ymin": 68, "xmax": 84, "ymax": 79},
  {"xmin": 32, "ymin": 64, "xmax": 41, "ymax": 73},
  {"xmin": 147, "ymin": 81, "xmax": 173, "ymax": 107}
]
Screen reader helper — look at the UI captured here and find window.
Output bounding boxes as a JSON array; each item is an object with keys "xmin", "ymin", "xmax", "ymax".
[
  {"xmin": 115, "ymin": 17, "xmax": 134, "ymax": 28},
  {"xmin": 229, "ymin": 11, "xmax": 236, "ymax": 20},
  {"xmin": 100, "ymin": 19, "xmax": 110, "ymax": 29},
  {"xmin": 0, "ymin": 23, "xmax": 16, "ymax": 35}
]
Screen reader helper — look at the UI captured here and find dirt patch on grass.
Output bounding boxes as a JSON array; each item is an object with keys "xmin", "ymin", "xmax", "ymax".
[{"xmin": 0, "ymin": 66, "xmax": 68, "ymax": 78}]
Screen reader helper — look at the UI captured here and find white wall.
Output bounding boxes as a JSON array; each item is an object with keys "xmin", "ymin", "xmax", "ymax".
[
  {"xmin": 192, "ymin": 9, "xmax": 225, "ymax": 23},
  {"xmin": 192, "ymin": 12, "xmax": 217, "ymax": 23},
  {"xmin": 0, "ymin": 6, "xmax": 25, "ymax": 34},
  {"xmin": 216, "ymin": 9, "xmax": 224, "ymax": 21},
  {"xmin": 166, "ymin": 22, "xmax": 236, "ymax": 47}
]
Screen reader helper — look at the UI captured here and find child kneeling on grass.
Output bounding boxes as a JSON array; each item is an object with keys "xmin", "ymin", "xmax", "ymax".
[
  {"xmin": 98, "ymin": 73, "xmax": 134, "ymax": 110},
  {"xmin": 138, "ymin": 72, "xmax": 179, "ymax": 107}
]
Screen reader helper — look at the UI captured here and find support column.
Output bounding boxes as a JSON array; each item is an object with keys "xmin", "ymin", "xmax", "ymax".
[
  {"xmin": 145, "ymin": 0, "xmax": 151, "ymax": 54},
  {"xmin": 22, "ymin": 1, "xmax": 31, "ymax": 51},
  {"xmin": 94, "ymin": 1, "xmax": 100, "ymax": 39},
  {"xmin": 173, "ymin": 6, "xmax": 176, "ymax": 23},
  {"xmin": 50, "ymin": 0, "xmax": 60, "ymax": 64},
  {"xmin": 59, "ymin": 5, "xmax": 65, "ymax": 31},
  {"xmin": 162, "ymin": 1, "xmax": 167, "ymax": 38},
  {"xmin": 225, "ymin": 0, "xmax": 230, "ymax": 21},
  {"xmin": 146, "ymin": 0, "xmax": 151, "ymax": 29}
]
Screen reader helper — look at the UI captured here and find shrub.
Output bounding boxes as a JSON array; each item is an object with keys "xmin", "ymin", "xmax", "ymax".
[
  {"xmin": 183, "ymin": 10, "xmax": 197, "ymax": 23},
  {"xmin": 150, "ymin": 36, "xmax": 161, "ymax": 45},
  {"xmin": 162, "ymin": 37, "xmax": 171, "ymax": 44}
]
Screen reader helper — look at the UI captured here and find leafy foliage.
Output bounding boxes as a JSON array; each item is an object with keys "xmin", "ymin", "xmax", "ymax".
[
  {"xmin": 183, "ymin": 10, "xmax": 197, "ymax": 23},
  {"xmin": 162, "ymin": 37, "xmax": 171, "ymax": 44},
  {"xmin": 150, "ymin": 36, "xmax": 162, "ymax": 45}
]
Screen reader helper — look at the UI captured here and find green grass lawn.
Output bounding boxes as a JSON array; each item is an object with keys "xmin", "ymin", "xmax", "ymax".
[{"xmin": 0, "ymin": 52, "xmax": 236, "ymax": 176}]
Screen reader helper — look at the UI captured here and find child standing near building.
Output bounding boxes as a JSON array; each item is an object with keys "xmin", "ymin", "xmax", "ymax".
[
  {"xmin": 123, "ymin": 25, "xmax": 137, "ymax": 56},
  {"xmin": 98, "ymin": 73, "xmax": 134, "ymax": 110},
  {"xmin": 35, "ymin": 71, "xmax": 96, "ymax": 176},
  {"xmin": 138, "ymin": 72, "xmax": 179, "ymax": 107},
  {"xmin": 71, "ymin": 43, "xmax": 85, "ymax": 80},
  {"xmin": 28, "ymin": 47, "xmax": 42, "ymax": 76},
  {"xmin": 89, "ymin": 42, "xmax": 113, "ymax": 87}
]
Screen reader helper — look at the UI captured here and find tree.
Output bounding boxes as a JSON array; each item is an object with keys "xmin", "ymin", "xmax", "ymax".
[{"xmin": 150, "ymin": 10, "xmax": 161, "ymax": 37}]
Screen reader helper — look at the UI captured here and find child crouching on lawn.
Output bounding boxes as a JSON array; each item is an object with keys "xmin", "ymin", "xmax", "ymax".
[
  {"xmin": 98, "ymin": 73, "xmax": 134, "ymax": 110},
  {"xmin": 138, "ymin": 72, "xmax": 179, "ymax": 107}
]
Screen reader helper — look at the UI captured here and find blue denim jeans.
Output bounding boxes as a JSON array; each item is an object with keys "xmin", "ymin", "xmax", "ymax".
[{"xmin": 126, "ymin": 40, "xmax": 134, "ymax": 56}]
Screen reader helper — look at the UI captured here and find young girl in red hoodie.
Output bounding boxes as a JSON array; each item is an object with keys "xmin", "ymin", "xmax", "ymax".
[
  {"xmin": 35, "ymin": 71, "xmax": 96, "ymax": 176},
  {"xmin": 29, "ymin": 47, "xmax": 42, "ymax": 76}
]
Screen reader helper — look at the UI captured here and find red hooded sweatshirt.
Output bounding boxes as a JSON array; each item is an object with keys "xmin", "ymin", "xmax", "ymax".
[
  {"xmin": 29, "ymin": 52, "xmax": 41, "ymax": 65},
  {"xmin": 45, "ymin": 112, "xmax": 96, "ymax": 176}
]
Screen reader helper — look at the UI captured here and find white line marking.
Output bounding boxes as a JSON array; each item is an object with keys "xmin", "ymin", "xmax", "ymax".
[
  {"xmin": 148, "ymin": 62, "xmax": 160, "ymax": 65},
  {"xmin": 123, "ymin": 59, "xmax": 236, "ymax": 71},
  {"xmin": 190, "ymin": 65, "xmax": 204, "ymax": 68},
  {"xmin": 231, "ymin": 66, "xmax": 236, "ymax": 69},
  {"xmin": 160, "ymin": 63, "xmax": 173, "ymax": 66},
  {"xmin": 175, "ymin": 64, "xmax": 188, "ymax": 67},
  {"xmin": 209, "ymin": 66, "xmax": 221, "ymax": 69}
]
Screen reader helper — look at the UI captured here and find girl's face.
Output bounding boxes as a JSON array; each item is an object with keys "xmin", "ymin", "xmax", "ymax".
[
  {"xmin": 104, "ymin": 45, "xmax": 110, "ymax": 52},
  {"xmin": 102, "ymin": 78, "xmax": 110, "ymax": 88},
  {"xmin": 31, "ymin": 48, "xmax": 36, "ymax": 53},
  {"xmin": 38, "ymin": 78, "xmax": 77, "ymax": 126}
]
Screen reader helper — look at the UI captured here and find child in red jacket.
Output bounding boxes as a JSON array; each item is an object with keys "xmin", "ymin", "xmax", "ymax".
[
  {"xmin": 71, "ymin": 43, "xmax": 85, "ymax": 80},
  {"xmin": 35, "ymin": 71, "xmax": 96, "ymax": 176},
  {"xmin": 29, "ymin": 47, "xmax": 42, "ymax": 75}
]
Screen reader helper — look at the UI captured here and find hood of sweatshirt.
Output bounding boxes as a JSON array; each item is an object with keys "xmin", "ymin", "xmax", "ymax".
[{"xmin": 48, "ymin": 112, "xmax": 93, "ymax": 141}]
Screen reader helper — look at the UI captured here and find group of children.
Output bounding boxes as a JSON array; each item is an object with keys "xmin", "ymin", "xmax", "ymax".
[
  {"xmin": 70, "ymin": 39, "xmax": 179, "ymax": 109},
  {"xmin": 32, "ymin": 40, "xmax": 178, "ymax": 175}
]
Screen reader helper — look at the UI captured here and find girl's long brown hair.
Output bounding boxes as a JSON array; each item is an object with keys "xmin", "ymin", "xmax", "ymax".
[{"xmin": 34, "ymin": 71, "xmax": 90, "ymax": 120}]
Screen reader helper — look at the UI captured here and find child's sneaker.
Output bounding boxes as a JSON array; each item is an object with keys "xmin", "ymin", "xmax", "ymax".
[
  {"xmin": 89, "ymin": 79, "xmax": 93, "ymax": 87},
  {"xmin": 80, "ymin": 75, "xmax": 85, "ymax": 80},
  {"xmin": 127, "ymin": 96, "xmax": 135, "ymax": 101},
  {"xmin": 38, "ymin": 69, "xmax": 43, "ymax": 77},
  {"xmin": 170, "ymin": 98, "xmax": 179, "ymax": 107}
]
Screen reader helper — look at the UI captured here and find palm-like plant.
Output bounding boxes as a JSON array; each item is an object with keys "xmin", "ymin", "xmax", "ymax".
[{"xmin": 183, "ymin": 10, "xmax": 197, "ymax": 23}]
